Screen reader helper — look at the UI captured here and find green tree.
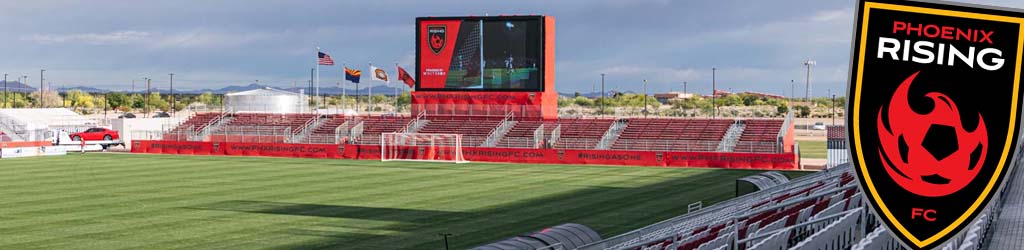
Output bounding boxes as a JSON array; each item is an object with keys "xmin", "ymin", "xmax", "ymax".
[
  {"xmin": 573, "ymin": 96, "xmax": 595, "ymax": 107},
  {"xmin": 794, "ymin": 105, "xmax": 811, "ymax": 117},
  {"xmin": 106, "ymin": 92, "xmax": 130, "ymax": 110},
  {"xmin": 147, "ymin": 92, "xmax": 169, "ymax": 111}
]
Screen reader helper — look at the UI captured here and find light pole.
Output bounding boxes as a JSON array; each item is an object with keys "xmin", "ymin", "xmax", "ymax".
[
  {"xmin": 600, "ymin": 73, "xmax": 606, "ymax": 116},
  {"xmin": 39, "ymin": 69, "xmax": 45, "ymax": 108},
  {"xmin": 790, "ymin": 80, "xmax": 795, "ymax": 101},
  {"xmin": 144, "ymin": 77, "xmax": 151, "ymax": 117},
  {"xmin": 712, "ymin": 67, "xmax": 717, "ymax": 119},
  {"xmin": 804, "ymin": 59, "xmax": 815, "ymax": 101},
  {"xmin": 3, "ymin": 73, "xmax": 6, "ymax": 108},
  {"xmin": 643, "ymin": 79, "xmax": 648, "ymax": 118},
  {"xmin": 832, "ymin": 94, "xmax": 837, "ymax": 126},
  {"xmin": 683, "ymin": 81, "xmax": 687, "ymax": 95},
  {"xmin": 169, "ymin": 73, "xmax": 175, "ymax": 116}
]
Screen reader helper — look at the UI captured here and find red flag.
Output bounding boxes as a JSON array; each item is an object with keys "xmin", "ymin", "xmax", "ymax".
[{"xmin": 397, "ymin": 66, "xmax": 415, "ymax": 88}]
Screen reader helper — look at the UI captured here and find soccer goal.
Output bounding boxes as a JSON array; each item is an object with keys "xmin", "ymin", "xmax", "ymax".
[{"xmin": 381, "ymin": 133, "xmax": 468, "ymax": 163}]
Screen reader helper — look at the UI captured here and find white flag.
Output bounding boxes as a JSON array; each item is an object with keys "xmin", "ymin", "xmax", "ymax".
[{"xmin": 369, "ymin": 66, "xmax": 390, "ymax": 83}]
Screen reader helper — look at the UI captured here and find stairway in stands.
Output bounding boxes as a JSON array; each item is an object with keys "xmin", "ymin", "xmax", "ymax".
[
  {"xmin": 290, "ymin": 115, "xmax": 327, "ymax": 143},
  {"xmin": 482, "ymin": 113, "xmax": 517, "ymax": 147},
  {"xmin": 595, "ymin": 119, "xmax": 628, "ymax": 149},
  {"xmin": 193, "ymin": 113, "xmax": 233, "ymax": 141},
  {"xmin": 716, "ymin": 121, "xmax": 745, "ymax": 152}
]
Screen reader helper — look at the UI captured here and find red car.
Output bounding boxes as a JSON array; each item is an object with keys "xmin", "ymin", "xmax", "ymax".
[{"xmin": 70, "ymin": 128, "xmax": 119, "ymax": 141}]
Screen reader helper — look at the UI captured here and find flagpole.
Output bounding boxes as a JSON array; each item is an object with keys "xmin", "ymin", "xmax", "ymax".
[
  {"xmin": 342, "ymin": 63, "xmax": 347, "ymax": 113},
  {"xmin": 316, "ymin": 46, "xmax": 321, "ymax": 112},
  {"xmin": 394, "ymin": 62, "xmax": 399, "ymax": 114},
  {"xmin": 368, "ymin": 61, "xmax": 373, "ymax": 114}
]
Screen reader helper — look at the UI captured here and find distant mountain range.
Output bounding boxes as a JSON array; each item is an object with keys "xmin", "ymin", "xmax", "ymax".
[
  {"xmin": 0, "ymin": 81, "xmax": 38, "ymax": 93},
  {"xmin": 51, "ymin": 83, "xmax": 409, "ymax": 96}
]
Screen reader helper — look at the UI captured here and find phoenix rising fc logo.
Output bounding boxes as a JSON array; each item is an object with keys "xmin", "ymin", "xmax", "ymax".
[
  {"xmin": 876, "ymin": 72, "xmax": 987, "ymax": 197},
  {"xmin": 847, "ymin": 0, "xmax": 1024, "ymax": 249},
  {"xmin": 427, "ymin": 25, "xmax": 446, "ymax": 54}
]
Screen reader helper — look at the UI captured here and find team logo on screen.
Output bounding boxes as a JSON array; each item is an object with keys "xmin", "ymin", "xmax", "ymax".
[
  {"xmin": 847, "ymin": 0, "xmax": 1024, "ymax": 249},
  {"xmin": 427, "ymin": 25, "xmax": 446, "ymax": 54}
]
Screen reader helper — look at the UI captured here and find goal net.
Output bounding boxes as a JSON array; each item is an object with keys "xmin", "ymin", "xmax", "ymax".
[{"xmin": 381, "ymin": 133, "xmax": 468, "ymax": 163}]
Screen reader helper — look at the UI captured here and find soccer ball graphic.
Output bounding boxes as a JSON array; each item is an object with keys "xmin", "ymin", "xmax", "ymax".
[
  {"xmin": 876, "ymin": 71, "xmax": 987, "ymax": 197},
  {"xmin": 430, "ymin": 34, "xmax": 444, "ymax": 49}
]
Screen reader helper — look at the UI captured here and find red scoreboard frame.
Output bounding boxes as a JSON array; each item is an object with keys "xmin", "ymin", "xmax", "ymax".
[{"xmin": 413, "ymin": 15, "xmax": 557, "ymax": 119}]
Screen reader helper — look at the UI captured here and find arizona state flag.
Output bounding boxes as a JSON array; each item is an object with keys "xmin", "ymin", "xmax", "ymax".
[
  {"xmin": 847, "ymin": 0, "xmax": 1024, "ymax": 248},
  {"xmin": 345, "ymin": 67, "xmax": 361, "ymax": 83}
]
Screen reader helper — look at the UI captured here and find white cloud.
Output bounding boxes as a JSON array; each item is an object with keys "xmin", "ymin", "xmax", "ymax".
[
  {"xmin": 20, "ymin": 29, "xmax": 281, "ymax": 49},
  {"xmin": 21, "ymin": 31, "xmax": 152, "ymax": 45}
]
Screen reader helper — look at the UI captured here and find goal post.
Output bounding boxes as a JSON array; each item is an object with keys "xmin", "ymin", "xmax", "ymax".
[{"xmin": 381, "ymin": 133, "xmax": 468, "ymax": 163}]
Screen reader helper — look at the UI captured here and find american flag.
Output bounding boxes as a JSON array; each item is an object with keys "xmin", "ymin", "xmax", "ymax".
[{"xmin": 318, "ymin": 52, "xmax": 334, "ymax": 65}]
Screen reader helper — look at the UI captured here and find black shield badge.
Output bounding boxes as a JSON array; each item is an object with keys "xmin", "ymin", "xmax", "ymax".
[
  {"xmin": 427, "ymin": 25, "xmax": 446, "ymax": 54},
  {"xmin": 847, "ymin": 0, "xmax": 1024, "ymax": 248}
]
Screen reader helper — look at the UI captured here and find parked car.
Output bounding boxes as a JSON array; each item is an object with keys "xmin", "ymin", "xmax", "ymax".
[
  {"xmin": 119, "ymin": 113, "xmax": 137, "ymax": 119},
  {"xmin": 154, "ymin": 112, "xmax": 171, "ymax": 118},
  {"xmin": 812, "ymin": 122, "xmax": 827, "ymax": 130},
  {"xmin": 70, "ymin": 128, "xmax": 120, "ymax": 141}
]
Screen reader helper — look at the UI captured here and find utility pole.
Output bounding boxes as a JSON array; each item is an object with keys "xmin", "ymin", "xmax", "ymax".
[
  {"xmin": 712, "ymin": 67, "xmax": 717, "ymax": 119},
  {"xmin": 39, "ymin": 69, "xmax": 45, "ymax": 108},
  {"xmin": 132, "ymin": 79, "xmax": 136, "ymax": 93},
  {"xmin": 600, "ymin": 73, "xmax": 606, "ymax": 116},
  {"xmin": 145, "ymin": 77, "xmax": 151, "ymax": 118},
  {"xmin": 643, "ymin": 79, "xmax": 648, "ymax": 118},
  {"xmin": 169, "ymin": 73, "xmax": 175, "ymax": 116},
  {"xmin": 683, "ymin": 81, "xmax": 687, "ymax": 95},
  {"xmin": 3, "ymin": 73, "xmax": 6, "ymax": 108},
  {"xmin": 832, "ymin": 94, "xmax": 837, "ymax": 126}
]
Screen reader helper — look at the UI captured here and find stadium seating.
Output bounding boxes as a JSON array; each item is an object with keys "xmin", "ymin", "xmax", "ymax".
[
  {"xmin": 576, "ymin": 166, "xmax": 864, "ymax": 250},
  {"xmin": 162, "ymin": 113, "xmax": 790, "ymax": 154},
  {"xmin": 300, "ymin": 115, "xmax": 348, "ymax": 144},
  {"xmin": 352, "ymin": 116, "xmax": 413, "ymax": 144},
  {"xmin": 170, "ymin": 112, "xmax": 222, "ymax": 133},
  {"xmin": 610, "ymin": 118, "xmax": 732, "ymax": 152},
  {"xmin": 552, "ymin": 118, "xmax": 614, "ymax": 149},
  {"xmin": 733, "ymin": 119, "xmax": 784, "ymax": 153},
  {"xmin": 208, "ymin": 113, "xmax": 317, "ymax": 143},
  {"xmin": 495, "ymin": 118, "xmax": 558, "ymax": 148},
  {"xmin": 416, "ymin": 116, "xmax": 503, "ymax": 147}
]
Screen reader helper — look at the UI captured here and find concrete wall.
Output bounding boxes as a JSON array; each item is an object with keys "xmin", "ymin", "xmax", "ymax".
[{"xmin": 112, "ymin": 117, "xmax": 186, "ymax": 149}]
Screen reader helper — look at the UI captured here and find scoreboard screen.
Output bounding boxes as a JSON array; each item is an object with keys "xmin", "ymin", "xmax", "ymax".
[{"xmin": 417, "ymin": 16, "xmax": 545, "ymax": 91}]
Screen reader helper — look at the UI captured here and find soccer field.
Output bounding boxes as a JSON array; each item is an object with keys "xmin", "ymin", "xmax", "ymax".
[{"xmin": 0, "ymin": 154, "xmax": 807, "ymax": 250}]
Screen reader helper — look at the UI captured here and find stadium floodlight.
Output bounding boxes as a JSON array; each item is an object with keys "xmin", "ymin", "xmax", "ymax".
[
  {"xmin": 381, "ymin": 133, "xmax": 468, "ymax": 163},
  {"xmin": 804, "ymin": 59, "xmax": 815, "ymax": 101}
]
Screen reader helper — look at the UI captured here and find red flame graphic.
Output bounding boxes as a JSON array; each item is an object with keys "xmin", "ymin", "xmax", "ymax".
[{"xmin": 877, "ymin": 71, "xmax": 987, "ymax": 197}]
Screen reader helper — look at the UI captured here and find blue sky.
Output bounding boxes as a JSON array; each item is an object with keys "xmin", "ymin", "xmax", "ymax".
[{"xmin": 1, "ymin": 0, "xmax": 1021, "ymax": 96}]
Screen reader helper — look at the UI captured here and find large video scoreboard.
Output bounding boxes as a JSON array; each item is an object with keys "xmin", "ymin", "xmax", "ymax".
[
  {"xmin": 414, "ymin": 15, "xmax": 557, "ymax": 118},
  {"xmin": 417, "ymin": 16, "xmax": 546, "ymax": 91}
]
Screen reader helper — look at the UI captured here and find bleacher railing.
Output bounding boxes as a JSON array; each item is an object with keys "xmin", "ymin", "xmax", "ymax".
[
  {"xmin": 551, "ymin": 137, "xmax": 601, "ymax": 149},
  {"xmin": 549, "ymin": 124, "xmax": 561, "ymax": 147},
  {"xmin": 533, "ymin": 124, "xmax": 545, "ymax": 148},
  {"xmin": 412, "ymin": 104, "xmax": 543, "ymax": 118},
  {"xmin": 607, "ymin": 139, "xmax": 721, "ymax": 152},
  {"xmin": 491, "ymin": 137, "xmax": 540, "ymax": 149},
  {"xmin": 578, "ymin": 165, "xmax": 851, "ymax": 250},
  {"xmin": 206, "ymin": 125, "xmax": 293, "ymax": 143},
  {"xmin": 483, "ymin": 112, "xmax": 515, "ymax": 147}
]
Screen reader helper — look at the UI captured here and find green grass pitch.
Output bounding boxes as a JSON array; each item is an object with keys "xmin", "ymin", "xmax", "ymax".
[
  {"xmin": 0, "ymin": 153, "xmax": 807, "ymax": 249},
  {"xmin": 798, "ymin": 140, "xmax": 827, "ymax": 159}
]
